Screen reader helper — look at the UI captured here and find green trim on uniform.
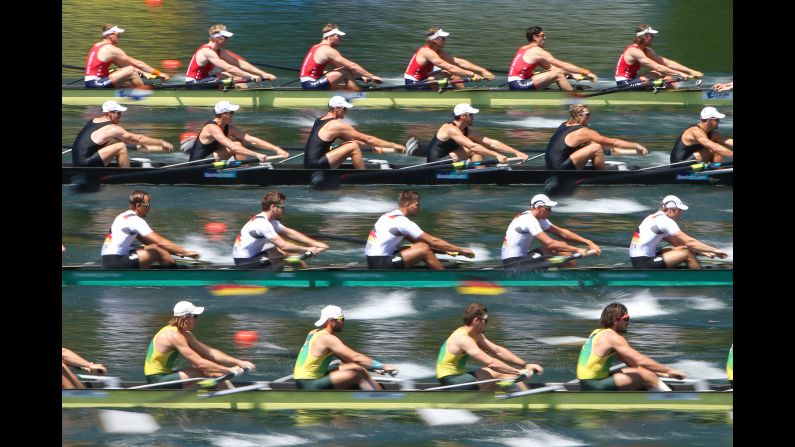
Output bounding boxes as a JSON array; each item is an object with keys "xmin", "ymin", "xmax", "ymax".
[
  {"xmin": 579, "ymin": 376, "xmax": 618, "ymax": 391},
  {"xmin": 438, "ymin": 372, "xmax": 479, "ymax": 390},
  {"xmin": 145, "ymin": 371, "xmax": 183, "ymax": 385},
  {"xmin": 295, "ymin": 376, "xmax": 334, "ymax": 390}
]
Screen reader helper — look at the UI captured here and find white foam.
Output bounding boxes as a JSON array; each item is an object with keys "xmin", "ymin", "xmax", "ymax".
[
  {"xmin": 555, "ymin": 197, "xmax": 647, "ymax": 214},
  {"xmin": 181, "ymin": 234, "xmax": 233, "ymax": 264},
  {"xmin": 98, "ymin": 410, "xmax": 160, "ymax": 434},
  {"xmin": 391, "ymin": 362, "xmax": 436, "ymax": 379},
  {"xmin": 300, "ymin": 197, "xmax": 394, "ymax": 214},
  {"xmin": 498, "ymin": 424, "xmax": 585, "ymax": 447},
  {"xmin": 417, "ymin": 408, "xmax": 481, "ymax": 426},
  {"xmin": 437, "ymin": 243, "xmax": 492, "ymax": 262},
  {"xmin": 210, "ymin": 433, "xmax": 308, "ymax": 447},
  {"xmin": 496, "ymin": 117, "xmax": 562, "ymax": 129},
  {"xmin": 346, "ymin": 291, "xmax": 417, "ymax": 320},
  {"xmin": 688, "ymin": 297, "xmax": 727, "ymax": 311},
  {"xmin": 667, "ymin": 359, "xmax": 729, "ymax": 380},
  {"xmin": 563, "ymin": 289, "xmax": 673, "ymax": 320}
]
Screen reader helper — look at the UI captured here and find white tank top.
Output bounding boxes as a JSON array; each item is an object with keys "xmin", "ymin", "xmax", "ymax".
[
  {"xmin": 501, "ymin": 211, "xmax": 551, "ymax": 259},
  {"xmin": 629, "ymin": 211, "xmax": 681, "ymax": 257},
  {"xmin": 101, "ymin": 210, "xmax": 154, "ymax": 256},
  {"xmin": 364, "ymin": 210, "xmax": 424, "ymax": 256},
  {"xmin": 232, "ymin": 212, "xmax": 285, "ymax": 258}
]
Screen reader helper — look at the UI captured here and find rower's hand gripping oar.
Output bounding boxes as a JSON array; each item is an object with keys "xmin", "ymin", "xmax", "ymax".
[{"xmin": 196, "ymin": 365, "xmax": 251, "ymax": 388}]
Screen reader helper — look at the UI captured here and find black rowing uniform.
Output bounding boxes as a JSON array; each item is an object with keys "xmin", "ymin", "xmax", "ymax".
[
  {"xmin": 189, "ymin": 121, "xmax": 229, "ymax": 161},
  {"xmin": 426, "ymin": 124, "xmax": 468, "ymax": 162},
  {"xmin": 304, "ymin": 117, "xmax": 336, "ymax": 169},
  {"xmin": 544, "ymin": 123, "xmax": 584, "ymax": 170},
  {"xmin": 670, "ymin": 126, "xmax": 715, "ymax": 163},
  {"xmin": 72, "ymin": 119, "xmax": 113, "ymax": 166}
]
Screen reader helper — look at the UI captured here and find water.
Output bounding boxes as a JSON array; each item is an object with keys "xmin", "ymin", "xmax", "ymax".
[{"xmin": 62, "ymin": 1, "xmax": 732, "ymax": 445}]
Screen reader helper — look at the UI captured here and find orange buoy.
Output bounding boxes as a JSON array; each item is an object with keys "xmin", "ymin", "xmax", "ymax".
[
  {"xmin": 234, "ymin": 330, "xmax": 258, "ymax": 344},
  {"xmin": 179, "ymin": 131, "xmax": 198, "ymax": 143},
  {"xmin": 161, "ymin": 59, "xmax": 182, "ymax": 70},
  {"xmin": 204, "ymin": 222, "xmax": 227, "ymax": 234}
]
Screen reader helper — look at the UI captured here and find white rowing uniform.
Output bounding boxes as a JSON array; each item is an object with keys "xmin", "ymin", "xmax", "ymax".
[
  {"xmin": 232, "ymin": 212, "xmax": 285, "ymax": 259},
  {"xmin": 501, "ymin": 211, "xmax": 551, "ymax": 260},
  {"xmin": 101, "ymin": 210, "xmax": 153, "ymax": 255},
  {"xmin": 629, "ymin": 211, "xmax": 681, "ymax": 257},
  {"xmin": 364, "ymin": 209, "xmax": 424, "ymax": 256}
]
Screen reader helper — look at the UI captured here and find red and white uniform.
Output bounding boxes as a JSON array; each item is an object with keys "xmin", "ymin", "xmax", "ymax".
[
  {"xmin": 614, "ymin": 44, "xmax": 643, "ymax": 81},
  {"xmin": 404, "ymin": 46, "xmax": 436, "ymax": 81},
  {"xmin": 232, "ymin": 213, "xmax": 285, "ymax": 259},
  {"xmin": 364, "ymin": 210, "xmax": 424, "ymax": 256},
  {"xmin": 185, "ymin": 44, "xmax": 218, "ymax": 81},
  {"xmin": 629, "ymin": 211, "xmax": 681, "ymax": 257},
  {"xmin": 101, "ymin": 210, "xmax": 153, "ymax": 255},
  {"xmin": 501, "ymin": 211, "xmax": 552, "ymax": 259},
  {"xmin": 300, "ymin": 44, "xmax": 329, "ymax": 82},
  {"xmin": 507, "ymin": 47, "xmax": 538, "ymax": 82},
  {"xmin": 85, "ymin": 42, "xmax": 112, "ymax": 80}
]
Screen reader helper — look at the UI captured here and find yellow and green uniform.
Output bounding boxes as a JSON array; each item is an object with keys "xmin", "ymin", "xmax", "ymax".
[
  {"xmin": 436, "ymin": 327, "xmax": 477, "ymax": 379},
  {"xmin": 577, "ymin": 329, "xmax": 616, "ymax": 380},
  {"xmin": 144, "ymin": 326, "xmax": 180, "ymax": 377},
  {"xmin": 726, "ymin": 345, "xmax": 733, "ymax": 382},
  {"xmin": 293, "ymin": 330, "xmax": 335, "ymax": 380}
]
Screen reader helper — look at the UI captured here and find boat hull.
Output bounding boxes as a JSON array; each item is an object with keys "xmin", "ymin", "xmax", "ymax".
[
  {"xmin": 62, "ymin": 87, "xmax": 733, "ymax": 108},
  {"xmin": 61, "ymin": 267, "xmax": 733, "ymax": 288}
]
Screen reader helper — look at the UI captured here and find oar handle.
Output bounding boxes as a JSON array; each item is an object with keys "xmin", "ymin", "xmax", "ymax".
[{"xmin": 265, "ymin": 154, "xmax": 288, "ymax": 161}]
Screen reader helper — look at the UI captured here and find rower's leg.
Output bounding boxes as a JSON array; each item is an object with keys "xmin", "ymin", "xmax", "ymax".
[
  {"xmin": 400, "ymin": 243, "xmax": 444, "ymax": 270},
  {"xmin": 326, "ymin": 142, "xmax": 366, "ymax": 169},
  {"xmin": 474, "ymin": 367, "xmax": 528, "ymax": 391},
  {"xmin": 694, "ymin": 148, "xmax": 716, "ymax": 163},
  {"xmin": 62, "ymin": 363, "xmax": 85, "ymax": 389},
  {"xmin": 98, "ymin": 142, "xmax": 131, "ymax": 167},
  {"xmin": 330, "ymin": 364, "xmax": 382, "ymax": 390},
  {"xmin": 136, "ymin": 245, "xmax": 176, "ymax": 268},
  {"xmin": 532, "ymin": 69, "xmax": 573, "ymax": 91},
  {"xmin": 662, "ymin": 246, "xmax": 700, "ymax": 269},
  {"xmin": 570, "ymin": 143, "xmax": 604, "ymax": 170},
  {"xmin": 614, "ymin": 367, "xmax": 667, "ymax": 391},
  {"xmin": 110, "ymin": 66, "xmax": 146, "ymax": 88}
]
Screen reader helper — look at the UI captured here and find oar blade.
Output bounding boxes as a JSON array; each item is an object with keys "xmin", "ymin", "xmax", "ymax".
[
  {"xmin": 208, "ymin": 284, "xmax": 269, "ymax": 296},
  {"xmin": 455, "ymin": 280, "xmax": 506, "ymax": 296},
  {"xmin": 416, "ymin": 408, "xmax": 481, "ymax": 426},
  {"xmin": 98, "ymin": 410, "xmax": 161, "ymax": 434}
]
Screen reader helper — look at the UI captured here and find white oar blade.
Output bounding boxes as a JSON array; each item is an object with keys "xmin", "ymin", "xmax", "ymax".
[
  {"xmin": 98, "ymin": 410, "xmax": 160, "ymax": 434},
  {"xmin": 535, "ymin": 336, "xmax": 587, "ymax": 346},
  {"xmin": 416, "ymin": 409, "xmax": 481, "ymax": 426}
]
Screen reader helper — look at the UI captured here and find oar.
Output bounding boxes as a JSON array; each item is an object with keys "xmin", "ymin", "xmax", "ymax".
[
  {"xmin": 63, "ymin": 64, "xmax": 84, "ymax": 71},
  {"xmin": 100, "ymin": 157, "xmax": 262, "ymax": 183},
  {"xmin": 575, "ymin": 159, "xmax": 709, "ymax": 186},
  {"xmin": 307, "ymin": 234, "xmax": 363, "ymax": 244},
  {"xmin": 232, "ymin": 250, "xmax": 316, "ymax": 269},
  {"xmin": 506, "ymin": 249, "xmax": 595, "ymax": 270},
  {"xmin": 582, "ymin": 76, "xmax": 685, "ymax": 98},
  {"xmin": 221, "ymin": 50, "xmax": 300, "ymax": 72},
  {"xmin": 423, "ymin": 378, "xmax": 507, "ymax": 391},
  {"xmin": 278, "ymin": 152, "xmax": 304, "ymax": 164},
  {"xmin": 366, "ymin": 77, "xmax": 475, "ymax": 92},
  {"xmin": 126, "ymin": 376, "xmax": 216, "ymax": 390},
  {"xmin": 494, "ymin": 383, "xmax": 565, "ymax": 399},
  {"xmin": 200, "ymin": 372, "xmax": 295, "ymax": 398}
]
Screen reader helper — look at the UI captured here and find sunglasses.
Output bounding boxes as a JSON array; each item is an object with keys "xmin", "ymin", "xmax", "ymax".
[
  {"xmin": 334, "ymin": 316, "xmax": 345, "ymax": 321},
  {"xmin": 542, "ymin": 206, "xmax": 552, "ymax": 211},
  {"xmin": 620, "ymin": 314, "xmax": 630, "ymax": 321},
  {"xmin": 274, "ymin": 204, "xmax": 286, "ymax": 209},
  {"xmin": 138, "ymin": 202, "xmax": 150, "ymax": 208}
]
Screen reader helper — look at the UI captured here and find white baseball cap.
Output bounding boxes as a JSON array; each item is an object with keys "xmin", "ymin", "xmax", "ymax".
[
  {"xmin": 214, "ymin": 100, "xmax": 240, "ymax": 114},
  {"xmin": 700, "ymin": 107, "xmax": 725, "ymax": 120},
  {"xmin": 453, "ymin": 103, "xmax": 479, "ymax": 116},
  {"xmin": 661, "ymin": 195, "xmax": 689, "ymax": 210},
  {"xmin": 210, "ymin": 29, "xmax": 234, "ymax": 38},
  {"xmin": 323, "ymin": 28, "xmax": 346, "ymax": 38},
  {"xmin": 428, "ymin": 29, "xmax": 450, "ymax": 40},
  {"xmin": 636, "ymin": 26, "xmax": 659, "ymax": 37},
  {"xmin": 101, "ymin": 100, "xmax": 127, "ymax": 113},
  {"xmin": 314, "ymin": 305, "xmax": 344, "ymax": 326},
  {"xmin": 530, "ymin": 193, "xmax": 558, "ymax": 208},
  {"xmin": 173, "ymin": 301, "xmax": 205, "ymax": 317},
  {"xmin": 328, "ymin": 96, "xmax": 354, "ymax": 109},
  {"xmin": 102, "ymin": 26, "xmax": 125, "ymax": 37}
]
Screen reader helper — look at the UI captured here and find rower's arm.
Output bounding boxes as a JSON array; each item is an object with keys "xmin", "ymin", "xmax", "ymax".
[
  {"xmin": 479, "ymin": 336, "xmax": 543, "ymax": 375},
  {"xmin": 462, "ymin": 335, "xmax": 524, "ymax": 375},
  {"xmin": 534, "ymin": 230, "xmax": 583, "ymax": 255},
  {"xmin": 450, "ymin": 55, "xmax": 493, "ymax": 79},
  {"xmin": 325, "ymin": 48, "xmax": 379, "ymax": 80},
  {"xmin": 277, "ymin": 227, "xmax": 329, "ymax": 251},
  {"xmin": 628, "ymin": 47, "xmax": 688, "ymax": 78},
  {"xmin": 268, "ymin": 234, "xmax": 321, "ymax": 255},
  {"xmin": 113, "ymin": 127, "xmax": 172, "ymax": 151},
  {"xmin": 580, "ymin": 128, "xmax": 648, "ymax": 155},
  {"xmin": 543, "ymin": 50, "xmax": 596, "ymax": 80},
  {"xmin": 337, "ymin": 125, "xmax": 405, "ymax": 152},
  {"xmin": 479, "ymin": 135, "xmax": 527, "ymax": 159},
  {"xmin": 209, "ymin": 49, "xmax": 257, "ymax": 78},
  {"xmin": 108, "ymin": 47, "xmax": 167, "ymax": 79},
  {"xmin": 138, "ymin": 231, "xmax": 200, "ymax": 259},
  {"xmin": 610, "ymin": 332, "xmax": 682, "ymax": 378},
  {"xmin": 450, "ymin": 130, "xmax": 505, "ymax": 161},
  {"xmin": 695, "ymin": 131, "xmax": 734, "ymax": 158},
  {"xmin": 229, "ymin": 126, "xmax": 289, "ymax": 156},
  {"xmin": 323, "ymin": 333, "xmax": 375, "ymax": 368},
  {"xmin": 546, "ymin": 225, "xmax": 601, "ymax": 255},
  {"xmin": 656, "ymin": 54, "xmax": 703, "ymax": 78},
  {"xmin": 424, "ymin": 48, "xmax": 476, "ymax": 77},
  {"xmin": 62, "ymin": 348, "xmax": 107, "ymax": 374},
  {"xmin": 666, "ymin": 231, "xmax": 728, "ymax": 258},
  {"xmin": 209, "ymin": 126, "xmax": 267, "ymax": 161},
  {"xmin": 176, "ymin": 332, "xmax": 242, "ymax": 374},
  {"xmin": 416, "ymin": 231, "xmax": 474, "ymax": 258},
  {"xmin": 235, "ymin": 59, "xmax": 276, "ymax": 80}
]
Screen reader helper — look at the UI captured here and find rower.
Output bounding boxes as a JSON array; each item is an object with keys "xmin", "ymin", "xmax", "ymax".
[
  {"xmin": 299, "ymin": 23, "xmax": 383, "ymax": 90},
  {"xmin": 232, "ymin": 191, "xmax": 328, "ymax": 269},
  {"xmin": 303, "ymin": 96, "xmax": 405, "ymax": 169},
  {"xmin": 185, "ymin": 24, "xmax": 276, "ymax": 88},
  {"xmin": 144, "ymin": 301, "xmax": 255, "ymax": 389},
  {"xmin": 436, "ymin": 303, "xmax": 542, "ymax": 391},
  {"xmin": 71, "ymin": 101, "xmax": 173, "ymax": 168},
  {"xmin": 293, "ymin": 305, "xmax": 397, "ymax": 390},
  {"xmin": 577, "ymin": 302, "xmax": 686, "ymax": 391},
  {"xmin": 501, "ymin": 194, "xmax": 600, "ymax": 269},
  {"xmin": 62, "ymin": 347, "xmax": 107, "ymax": 389},
  {"xmin": 426, "ymin": 104, "xmax": 527, "ymax": 163},
  {"xmin": 364, "ymin": 190, "xmax": 474, "ymax": 270},
  {"xmin": 101, "ymin": 190, "xmax": 199, "ymax": 269},
  {"xmin": 629, "ymin": 195, "xmax": 728, "ymax": 269},
  {"xmin": 84, "ymin": 24, "xmax": 170, "ymax": 89},
  {"xmin": 507, "ymin": 26, "xmax": 598, "ymax": 91},
  {"xmin": 614, "ymin": 24, "xmax": 703, "ymax": 87},
  {"xmin": 670, "ymin": 107, "xmax": 733, "ymax": 163},
  {"xmin": 404, "ymin": 27, "xmax": 493, "ymax": 90},
  {"xmin": 188, "ymin": 101, "xmax": 288, "ymax": 162},
  {"xmin": 544, "ymin": 104, "xmax": 648, "ymax": 170}
]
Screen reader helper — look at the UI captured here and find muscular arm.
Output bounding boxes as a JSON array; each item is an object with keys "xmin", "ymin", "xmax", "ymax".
[
  {"xmin": 608, "ymin": 332, "xmax": 681, "ymax": 377},
  {"xmin": 694, "ymin": 130, "xmax": 734, "ymax": 158},
  {"xmin": 626, "ymin": 47, "xmax": 689, "ymax": 78},
  {"xmin": 448, "ymin": 127, "xmax": 505, "ymax": 160},
  {"xmin": 450, "ymin": 55, "xmax": 493, "ymax": 79},
  {"xmin": 456, "ymin": 335, "xmax": 524, "ymax": 375},
  {"xmin": 321, "ymin": 333, "xmax": 375, "ymax": 368},
  {"xmin": 228, "ymin": 125, "xmax": 289, "ymax": 156},
  {"xmin": 546, "ymin": 225, "xmax": 601, "ymax": 255},
  {"xmin": 207, "ymin": 125, "xmax": 268, "ymax": 161},
  {"xmin": 479, "ymin": 335, "xmax": 543, "ymax": 375},
  {"xmin": 107, "ymin": 46, "xmax": 167, "ymax": 79},
  {"xmin": 138, "ymin": 231, "xmax": 199, "ymax": 258},
  {"xmin": 666, "ymin": 231, "xmax": 728, "ymax": 258},
  {"xmin": 203, "ymin": 48, "xmax": 257, "ymax": 78},
  {"xmin": 102, "ymin": 124, "xmax": 170, "ymax": 149},
  {"xmin": 165, "ymin": 331, "xmax": 241, "ymax": 374},
  {"xmin": 324, "ymin": 47, "xmax": 379, "ymax": 80},
  {"xmin": 269, "ymin": 233, "xmax": 324, "ymax": 255},
  {"xmin": 570, "ymin": 128, "xmax": 647, "ymax": 155},
  {"xmin": 534, "ymin": 230, "xmax": 585, "ymax": 255},
  {"xmin": 421, "ymin": 48, "xmax": 476, "ymax": 77},
  {"xmin": 277, "ymin": 227, "xmax": 329, "ymax": 251},
  {"xmin": 62, "ymin": 348, "xmax": 107, "ymax": 374},
  {"xmin": 477, "ymin": 135, "xmax": 527, "ymax": 159},
  {"xmin": 540, "ymin": 49, "xmax": 594, "ymax": 78},
  {"xmin": 333, "ymin": 122, "xmax": 405, "ymax": 151}
]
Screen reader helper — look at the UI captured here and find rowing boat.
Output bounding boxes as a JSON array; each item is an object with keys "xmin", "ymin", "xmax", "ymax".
[
  {"xmin": 61, "ymin": 86, "xmax": 733, "ymax": 108},
  {"xmin": 62, "ymin": 161, "xmax": 733, "ymax": 187},
  {"xmin": 62, "ymin": 379, "xmax": 732, "ymax": 412},
  {"xmin": 61, "ymin": 266, "xmax": 733, "ymax": 287}
]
